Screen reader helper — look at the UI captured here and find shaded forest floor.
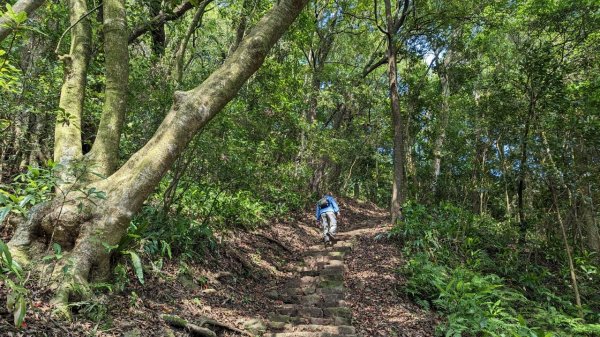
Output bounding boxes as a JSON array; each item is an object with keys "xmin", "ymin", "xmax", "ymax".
[{"xmin": 0, "ymin": 198, "xmax": 436, "ymax": 336}]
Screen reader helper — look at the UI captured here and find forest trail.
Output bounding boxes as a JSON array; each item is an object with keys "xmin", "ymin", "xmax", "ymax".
[
  {"xmin": 261, "ymin": 199, "xmax": 436, "ymax": 337},
  {"xmin": 0, "ymin": 199, "xmax": 435, "ymax": 336}
]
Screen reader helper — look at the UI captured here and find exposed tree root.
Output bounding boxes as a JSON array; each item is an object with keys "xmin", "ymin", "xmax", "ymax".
[
  {"xmin": 256, "ymin": 232, "xmax": 293, "ymax": 253},
  {"xmin": 162, "ymin": 314, "xmax": 217, "ymax": 337},
  {"xmin": 197, "ymin": 315, "xmax": 254, "ymax": 337},
  {"xmin": 7, "ymin": 198, "xmax": 115, "ymax": 319},
  {"xmin": 224, "ymin": 247, "xmax": 256, "ymax": 278},
  {"xmin": 162, "ymin": 314, "xmax": 254, "ymax": 337}
]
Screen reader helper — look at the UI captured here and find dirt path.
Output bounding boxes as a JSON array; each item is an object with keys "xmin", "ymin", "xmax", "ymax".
[{"xmin": 261, "ymin": 198, "xmax": 436, "ymax": 337}]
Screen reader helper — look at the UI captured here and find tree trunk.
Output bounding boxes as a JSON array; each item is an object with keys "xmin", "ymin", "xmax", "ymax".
[
  {"xmin": 517, "ymin": 93, "xmax": 535, "ymax": 242},
  {"xmin": 580, "ymin": 185, "xmax": 600, "ymax": 256},
  {"xmin": 28, "ymin": 113, "xmax": 47, "ymax": 167},
  {"xmin": 54, "ymin": 0, "xmax": 91, "ymax": 169},
  {"xmin": 404, "ymin": 81, "xmax": 419, "ymax": 199},
  {"xmin": 9, "ymin": 0, "xmax": 309, "ymax": 303},
  {"xmin": 384, "ymin": 0, "xmax": 406, "ymax": 224},
  {"xmin": 540, "ymin": 130, "xmax": 582, "ymax": 314},
  {"xmin": 495, "ymin": 137, "xmax": 512, "ymax": 217},
  {"xmin": 470, "ymin": 119, "xmax": 488, "ymax": 215},
  {"xmin": 148, "ymin": 0, "xmax": 165, "ymax": 56},
  {"xmin": 86, "ymin": 0, "xmax": 129, "ymax": 178},
  {"xmin": 431, "ymin": 54, "xmax": 451, "ymax": 198}
]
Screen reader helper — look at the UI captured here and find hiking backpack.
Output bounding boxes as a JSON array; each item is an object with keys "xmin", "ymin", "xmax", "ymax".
[{"xmin": 318, "ymin": 197, "xmax": 330, "ymax": 208}]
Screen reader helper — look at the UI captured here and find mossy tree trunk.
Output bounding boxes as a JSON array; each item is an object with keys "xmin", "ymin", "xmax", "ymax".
[
  {"xmin": 53, "ymin": 0, "xmax": 91, "ymax": 170},
  {"xmin": 8, "ymin": 0, "xmax": 309, "ymax": 304},
  {"xmin": 86, "ymin": 0, "xmax": 128, "ymax": 178}
]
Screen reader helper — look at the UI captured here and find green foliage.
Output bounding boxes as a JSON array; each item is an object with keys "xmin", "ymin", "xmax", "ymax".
[
  {"xmin": 0, "ymin": 162, "xmax": 57, "ymax": 224},
  {"xmin": 122, "ymin": 251, "xmax": 144, "ymax": 285},
  {"xmin": 42, "ymin": 243, "xmax": 63, "ymax": 262},
  {"xmin": 68, "ymin": 297, "xmax": 109, "ymax": 324},
  {"xmin": 0, "ymin": 239, "xmax": 28, "ymax": 328},
  {"xmin": 0, "ymin": 48, "xmax": 20, "ymax": 92},
  {"xmin": 394, "ymin": 202, "xmax": 600, "ymax": 336},
  {"xmin": 112, "ymin": 263, "xmax": 129, "ymax": 293},
  {"xmin": 122, "ymin": 205, "xmax": 216, "ymax": 259}
]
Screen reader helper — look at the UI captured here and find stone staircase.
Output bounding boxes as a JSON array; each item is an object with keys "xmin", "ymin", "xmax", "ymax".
[{"xmin": 265, "ymin": 235, "xmax": 358, "ymax": 337}]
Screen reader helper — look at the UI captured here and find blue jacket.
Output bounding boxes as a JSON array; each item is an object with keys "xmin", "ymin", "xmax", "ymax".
[{"xmin": 316, "ymin": 195, "xmax": 339, "ymax": 220}]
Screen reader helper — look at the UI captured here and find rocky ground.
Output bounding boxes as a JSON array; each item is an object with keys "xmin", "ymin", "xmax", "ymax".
[{"xmin": 0, "ymin": 198, "xmax": 436, "ymax": 336}]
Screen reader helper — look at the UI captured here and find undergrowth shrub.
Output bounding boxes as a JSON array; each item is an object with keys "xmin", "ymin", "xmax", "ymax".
[
  {"xmin": 392, "ymin": 201, "xmax": 600, "ymax": 336},
  {"xmin": 0, "ymin": 163, "xmax": 56, "ymax": 224},
  {"xmin": 0, "ymin": 239, "xmax": 28, "ymax": 328}
]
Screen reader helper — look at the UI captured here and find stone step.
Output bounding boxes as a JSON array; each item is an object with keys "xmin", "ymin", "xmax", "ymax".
[
  {"xmin": 320, "ymin": 271, "xmax": 344, "ymax": 280},
  {"xmin": 301, "ymin": 260, "xmax": 344, "ymax": 271},
  {"xmin": 286, "ymin": 276, "xmax": 344, "ymax": 289},
  {"xmin": 303, "ymin": 258, "xmax": 344, "ymax": 269},
  {"xmin": 319, "ymin": 278, "xmax": 345, "ymax": 289},
  {"xmin": 284, "ymin": 283, "xmax": 344, "ymax": 295},
  {"xmin": 268, "ymin": 332, "xmax": 357, "ymax": 337},
  {"xmin": 299, "ymin": 269, "xmax": 321, "ymax": 277},
  {"xmin": 268, "ymin": 313, "xmax": 302, "ymax": 325},
  {"xmin": 316, "ymin": 285, "xmax": 345, "ymax": 295},
  {"xmin": 289, "ymin": 324, "xmax": 356, "ymax": 334},
  {"xmin": 299, "ymin": 295, "xmax": 348, "ymax": 307},
  {"xmin": 270, "ymin": 311, "xmax": 349, "ymax": 326},
  {"xmin": 276, "ymin": 304, "xmax": 352, "ymax": 320},
  {"xmin": 306, "ymin": 316, "xmax": 351, "ymax": 326},
  {"xmin": 307, "ymin": 242, "xmax": 352, "ymax": 251},
  {"xmin": 266, "ymin": 231, "xmax": 357, "ymax": 337},
  {"xmin": 284, "ymin": 286, "xmax": 316, "ymax": 297},
  {"xmin": 265, "ymin": 332, "xmax": 324, "ymax": 337},
  {"xmin": 323, "ymin": 307, "xmax": 352, "ymax": 319},
  {"xmin": 305, "ymin": 250, "xmax": 347, "ymax": 257},
  {"xmin": 298, "ymin": 266, "xmax": 346, "ymax": 276},
  {"xmin": 305, "ymin": 254, "xmax": 346, "ymax": 261},
  {"xmin": 276, "ymin": 304, "xmax": 324, "ymax": 318},
  {"xmin": 297, "ymin": 260, "xmax": 346, "ymax": 270},
  {"xmin": 285, "ymin": 275, "xmax": 320, "ymax": 288}
]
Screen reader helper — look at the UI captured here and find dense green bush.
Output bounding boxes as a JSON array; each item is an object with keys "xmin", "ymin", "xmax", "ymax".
[
  {"xmin": 0, "ymin": 162, "xmax": 56, "ymax": 223},
  {"xmin": 393, "ymin": 201, "xmax": 600, "ymax": 336}
]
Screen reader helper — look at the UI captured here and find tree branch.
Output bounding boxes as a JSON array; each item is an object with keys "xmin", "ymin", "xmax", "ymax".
[
  {"xmin": 392, "ymin": 0, "xmax": 410, "ymax": 33},
  {"xmin": 174, "ymin": 0, "xmax": 212, "ymax": 84},
  {"xmin": 128, "ymin": 1, "xmax": 194, "ymax": 44},
  {"xmin": 0, "ymin": 0, "xmax": 45, "ymax": 43}
]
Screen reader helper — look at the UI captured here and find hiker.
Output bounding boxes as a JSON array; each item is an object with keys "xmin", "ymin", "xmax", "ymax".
[{"xmin": 315, "ymin": 192, "xmax": 340, "ymax": 244}]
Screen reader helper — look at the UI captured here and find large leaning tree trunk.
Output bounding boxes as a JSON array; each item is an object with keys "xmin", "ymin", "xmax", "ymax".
[{"xmin": 8, "ymin": 0, "xmax": 309, "ymax": 304}]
